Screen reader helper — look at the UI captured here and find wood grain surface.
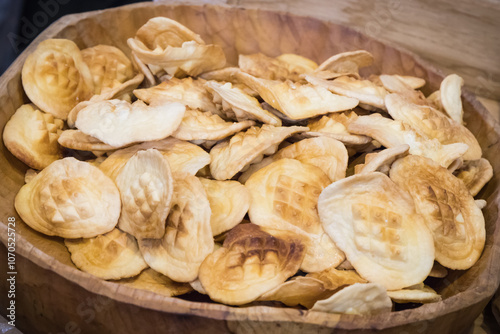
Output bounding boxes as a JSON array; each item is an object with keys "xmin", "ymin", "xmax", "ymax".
[
  {"xmin": 0, "ymin": 2, "xmax": 500, "ymax": 334},
  {"xmin": 156, "ymin": 0, "xmax": 500, "ymax": 103}
]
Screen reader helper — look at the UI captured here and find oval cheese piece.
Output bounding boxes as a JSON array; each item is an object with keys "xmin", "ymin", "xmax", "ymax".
[
  {"xmin": 75, "ymin": 99, "xmax": 185, "ymax": 147},
  {"xmin": 209, "ymin": 125, "xmax": 308, "ymax": 180},
  {"xmin": 138, "ymin": 173, "xmax": 213, "ymax": 282},
  {"xmin": 385, "ymin": 93, "xmax": 481, "ymax": 160},
  {"xmin": 247, "ymin": 158, "xmax": 345, "ymax": 272},
  {"xmin": 257, "ymin": 276, "xmax": 329, "ymax": 308},
  {"xmin": 3, "ymin": 104, "xmax": 64, "ymax": 170},
  {"xmin": 198, "ymin": 178, "xmax": 250, "ymax": 236},
  {"xmin": 115, "ymin": 149, "xmax": 173, "ymax": 239},
  {"xmin": 99, "ymin": 138, "xmax": 210, "ymax": 180},
  {"xmin": 390, "ymin": 155, "xmax": 485, "ymax": 270},
  {"xmin": 311, "ymin": 283, "xmax": 392, "ymax": 315},
  {"xmin": 239, "ymin": 136, "xmax": 348, "ymax": 183},
  {"xmin": 22, "ymin": 39, "xmax": 94, "ymax": 120},
  {"xmin": 118, "ymin": 268, "xmax": 192, "ymax": 297},
  {"xmin": 198, "ymin": 223, "xmax": 305, "ymax": 305},
  {"xmin": 15, "ymin": 157, "xmax": 120, "ymax": 238},
  {"xmin": 81, "ymin": 44, "xmax": 135, "ymax": 94},
  {"xmin": 65, "ymin": 228, "xmax": 148, "ymax": 280},
  {"xmin": 318, "ymin": 172, "xmax": 434, "ymax": 290},
  {"xmin": 455, "ymin": 158, "xmax": 493, "ymax": 197}
]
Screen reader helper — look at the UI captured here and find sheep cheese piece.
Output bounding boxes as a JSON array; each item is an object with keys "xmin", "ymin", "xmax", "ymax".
[
  {"xmin": 311, "ymin": 283, "xmax": 392, "ymax": 315},
  {"xmin": 390, "ymin": 155, "xmax": 486, "ymax": 270},
  {"xmin": 138, "ymin": 173, "xmax": 214, "ymax": 282},
  {"xmin": 21, "ymin": 38, "xmax": 94, "ymax": 120},
  {"xmin": 75, "ymin": 99, "xmax": 185, "ymax": 147},
  {"xmin": 118, "ymin": 268, "xmax": 193, "ymax": 297},
  {"xmin": 15, "ymin": 157, "xmax": 120, "ymax": 238},
  {"xmin": 198, "ymin": 223, "xmax": 305, "ymax": 305},
  {"xmin": 127, "ymin": 17, "xmax": 226, "ymax": 77},
  {"xmin": 246, "ymin": 158, "xmax": 345, "ymax": 273},
  {"xmin": 65, "ymin": 228, "xmax": 148, "ymax": 280},
  {"xmin": 3, "ymin": 104, "xmax": 64, "ymax": 170},
  {"xmin": 81, "ymin": 44, "xmax": 135, "ymax": 95},
  {"xmin": 209, "ymin": 124, "xmax": 308, "ymax": 180},
  {"xmin": 99, "ymin": 138, "xmax": 210, "ymax": 181},
  {"xmin": 235, "ymin": 70, "xmax": 359, "ymax": 119},
  {"xmin": 115, "ymin": 149, "xmax": 174, "ymax": 240},
  {"xmin": 318, "ymin": 172, "xmax": 434, "ymax": 290},
  {"xmin": 239, "ymin": 136, "xmax": 348, "ymax": 183},
  {"xmin": 385, "ymin": 93, "xmax": 481, "ymax": 160},
  {"xmin": 198, "ymin": 178, "xmax": 250, "ymax": 236}
]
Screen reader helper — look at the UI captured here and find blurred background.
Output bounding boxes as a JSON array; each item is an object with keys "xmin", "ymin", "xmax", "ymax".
[{"xmin": 0, "ymin": 0, "xmax": 150, "ymax": 74}]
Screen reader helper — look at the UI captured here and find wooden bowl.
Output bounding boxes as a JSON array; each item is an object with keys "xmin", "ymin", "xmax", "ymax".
[{"xmin": 1, "ymin": 3, "xmax": 500, "ymax": 333}]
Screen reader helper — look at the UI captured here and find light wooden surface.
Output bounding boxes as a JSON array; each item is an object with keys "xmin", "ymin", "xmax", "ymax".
[
  {"xmin": 1, "ymin": 2, "xmax": 500, "ymax": 334},
  {"xmin": 477, "ymin": 97, "xmax": 500, "ymax": 122},
  {"xmin": 156, "ymin": 0, "xmax": 500, "ymax": 118}
]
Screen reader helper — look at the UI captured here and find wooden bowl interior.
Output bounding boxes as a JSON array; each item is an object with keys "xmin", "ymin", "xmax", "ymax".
[{"xmin": 1, "ymin": 3, "xmax": 500, "ymax": 332}]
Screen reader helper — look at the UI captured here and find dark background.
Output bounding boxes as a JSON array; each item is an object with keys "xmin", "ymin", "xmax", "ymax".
[{"xmin": 0, "ymin": 0, "xmax": 150, "ymax": 75}]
